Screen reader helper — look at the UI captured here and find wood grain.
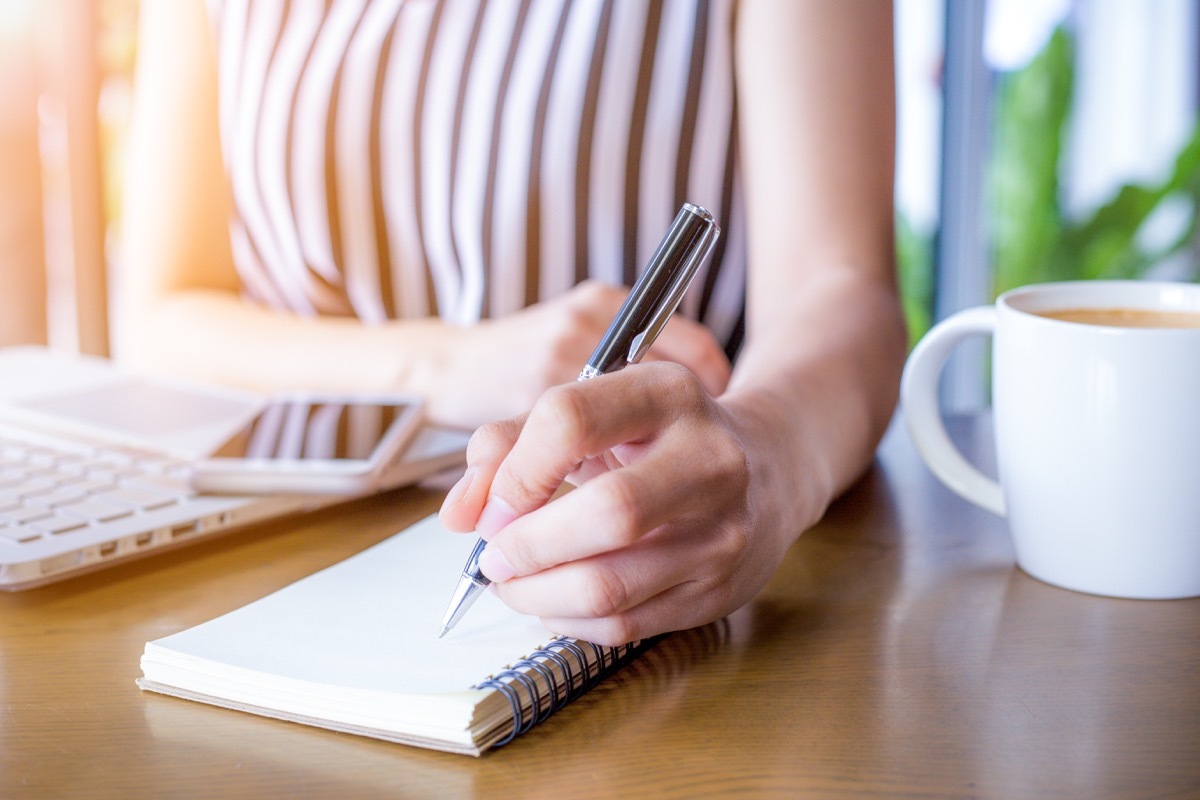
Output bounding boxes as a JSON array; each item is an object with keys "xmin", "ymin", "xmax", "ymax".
[{"xmin": 1, "ymin": 418, "xmax": 1197, "ymax": 799}]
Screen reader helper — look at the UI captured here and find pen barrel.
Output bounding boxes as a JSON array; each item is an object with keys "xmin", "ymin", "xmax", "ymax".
[{"xmin": 584, "ymin": 204, "xmax": 720, "ymax": 376}]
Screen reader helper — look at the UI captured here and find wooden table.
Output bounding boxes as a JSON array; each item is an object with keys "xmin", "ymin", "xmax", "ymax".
[{"xmin": 2, "ymin": 417, "xmax": 1197, "ymax": 798}]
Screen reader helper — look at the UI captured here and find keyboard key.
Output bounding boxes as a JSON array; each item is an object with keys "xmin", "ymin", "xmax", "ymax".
[
  {"xmin": 125, "ymin": 473, "xmax": 193, "ymax": 496},
  {"xmin": 53, "ymin": 456, "xmax": 90, "ymax": 475},
  {"xmin": 1, "ymin": 505, "xmax": 53, "ymax": 524},
  {"xmin": 0, "ymin": 525, "xmax": 41, "ymax": 544},
  {"xmin": 12, "ymin": 477, "xmax": 58, "ymax": 498},
  {"xmin": 65, "ymin": 477, "xmax": 120, "ymax": 494},
  {"xmin": 11, "ymin": 465, "xmax": 56, "ymax": 480},
  {"xmin": 58, "ymin": 500, "xmax": 133, "ymax": 523},
  {"xmin": 96, "ymin": 450, "xmax": 137, "ymax": 467},
  {"xmin": 0, "ymin": 470, "xmax": 29, "ymax": 489},
  {"xmin": 99, "ymin": 486, "xmax": 177, "ymax": 511},
  {"xmin": 26, "ymin": 452, "xmax": 60, "ymax": 469},
  {"xmin": 42, "ymin": 486, "xmax": 97, "ymax": 507},
  {"xmin": 28, "ymin": 514, "xmax": 88, "ymax": 535},
  {"xmin": 129, "ymin": 455, "xmax": 181, "ymax": 474},
  {"xmin": 76, "ymin": 458, "xmax": 119, "ymax": 472},
  {"xmin": 86, "ymin": 468, "xmax": 139, "ymax": 484}
]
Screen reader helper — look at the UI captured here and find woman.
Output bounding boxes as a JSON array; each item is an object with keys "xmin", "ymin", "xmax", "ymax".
[{"xmin": 121, "ymin": 0, "xmax": 906, "ymax": 645}]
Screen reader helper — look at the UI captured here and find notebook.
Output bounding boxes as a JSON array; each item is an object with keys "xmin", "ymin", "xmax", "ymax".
[
  {"xmin": 0, "ymin": 346, "xmax": 469, "ymax": 590},
  {"xmin": 137, "ymin": 514, "xmax": 652, "ymax": 756}
]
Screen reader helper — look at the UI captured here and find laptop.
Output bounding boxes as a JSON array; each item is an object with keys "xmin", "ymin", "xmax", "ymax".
[{"xmin": 0, "ymin": 346, "xmax": 469, "ymax": 590}]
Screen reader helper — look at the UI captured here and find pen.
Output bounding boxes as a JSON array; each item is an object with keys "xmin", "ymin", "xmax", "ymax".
[{"xmin": 438, "ymin": 203, "xmax": 720, "ymax": 638}]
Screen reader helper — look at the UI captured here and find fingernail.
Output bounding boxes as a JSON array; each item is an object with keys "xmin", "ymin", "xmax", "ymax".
[
  {"xmin": 479, "ymin": 545, "xmax": 516, "ymax": 582},
  {"xmin": 475, "ymin": 495, "xmax": 517, "ymax": 540},
  {"xmin": 439, "ymin": 467, "xmax": 476, "ymax": 514}
]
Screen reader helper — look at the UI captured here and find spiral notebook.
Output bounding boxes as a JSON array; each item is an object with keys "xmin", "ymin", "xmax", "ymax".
[{"xmin": 137, "ymin": 514, "xmax": 650, "ymax": 755}]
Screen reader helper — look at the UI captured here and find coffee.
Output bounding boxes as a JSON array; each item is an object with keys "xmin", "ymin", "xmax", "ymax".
[{"xmin": 1035, "ymin": 307, "xmax": 1200, "ymax": 329}]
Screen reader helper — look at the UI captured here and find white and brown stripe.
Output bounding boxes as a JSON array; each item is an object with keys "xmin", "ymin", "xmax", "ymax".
[{"xmin": 210, "ymin": 0, "xmax": 746, "ymax": 358}]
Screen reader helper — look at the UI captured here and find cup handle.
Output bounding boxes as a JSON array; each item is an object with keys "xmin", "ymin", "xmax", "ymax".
[{"xmin": 900, "ymin": 306, "xmax": 1006, "ymax": 517}]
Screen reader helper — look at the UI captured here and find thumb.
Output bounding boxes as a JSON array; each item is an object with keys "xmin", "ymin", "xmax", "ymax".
[{"xmin": 476, "ymin": 369, "xmax": 670, "ymax": 538}]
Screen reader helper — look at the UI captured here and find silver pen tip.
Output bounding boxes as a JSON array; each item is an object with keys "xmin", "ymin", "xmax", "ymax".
[{"xmin": 437, "ymin": 624, "xmax": 450, "ymax": 639}]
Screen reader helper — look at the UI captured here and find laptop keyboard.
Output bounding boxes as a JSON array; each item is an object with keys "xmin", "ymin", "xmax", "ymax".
[{"xmin": 0, "ymin": 428, "xmax": 193, "ymax": 546}]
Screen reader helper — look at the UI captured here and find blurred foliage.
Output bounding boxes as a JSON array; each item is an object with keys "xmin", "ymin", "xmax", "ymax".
[
  {"xmin": 989, "ymin": 24, "xmax": 1200, "ymax": 295},
  {"xmin": 988, "ymin": 27, "xmax": 1074, "ymax": 293},
  {"xmin": 898, "ymin": 23, "xmax": 1200, "ymax": 346},
  {"xmin": 896, "ymin": 211, "xmax": 933, "ymax": 348}
]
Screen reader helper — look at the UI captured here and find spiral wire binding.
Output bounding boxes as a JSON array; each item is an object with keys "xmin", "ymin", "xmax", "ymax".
[{"xmin": 473, "ymin": 636, "xmax": 645, "ymax": 748}]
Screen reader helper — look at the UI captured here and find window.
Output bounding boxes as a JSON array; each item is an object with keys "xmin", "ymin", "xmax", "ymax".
[{"xmin": 896, "ymin": 0, "xmax": 1200, "ymax": 409}]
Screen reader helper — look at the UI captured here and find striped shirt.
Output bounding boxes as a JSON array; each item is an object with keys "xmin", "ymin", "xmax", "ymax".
[{"xmin": 210, "ymin": 0, "xmax": 746, "ymax": 358}]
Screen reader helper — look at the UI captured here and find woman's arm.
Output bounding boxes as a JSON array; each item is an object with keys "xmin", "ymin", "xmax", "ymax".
[
  {"xmin": 119, "ymin": 0, "xmax": 730, "ymax": 428},
  {"xmin": 728, "ymin": 0, "xmax": 905, "ymax": 522},
  {"xmin": 119, "ymin": 0, "xmax": 426, "ymax": 396},
  {"xmin": 439, "ymin": 0, "xmax": 906, "ymax": 644}
]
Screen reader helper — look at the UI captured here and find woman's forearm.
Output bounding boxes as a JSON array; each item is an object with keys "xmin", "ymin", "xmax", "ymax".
[
  {"xmin": 117, "ymin": 279, "xmax": 735, "ymax": 431},
  {"xmin": 723, "ymin": 266, "xmax": 907, "ymax": 541},
  {"xmin": 117, "ymin": 289, "xmax": 444, "ymax": 397}
]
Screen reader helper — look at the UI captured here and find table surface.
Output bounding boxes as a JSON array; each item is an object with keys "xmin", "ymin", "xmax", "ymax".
[{"xmin": 2, "ymin": 416, "xmax": 1197, "ymax": 799}]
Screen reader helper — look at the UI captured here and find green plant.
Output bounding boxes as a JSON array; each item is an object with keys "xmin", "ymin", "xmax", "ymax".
[
  {"xmin": 989, "ymin": 24, "xmax": 1200, "ymax": 296},
  {"xmin": 894, "ymin": 22, "xmax": 1200, "ymax": 348},
  {"xmin": 896, "ymin": 211, "xmax": 933, "ymax": 348}
]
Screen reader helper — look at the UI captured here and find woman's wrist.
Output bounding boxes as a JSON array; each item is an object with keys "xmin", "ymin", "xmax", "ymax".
[
  {"xmin": 384, "ymin": 318, "xmax": 483, "ymax": 427},
  {"xmin": 718, "ymin": 387, "xmax": 836, "ymax": 551}
]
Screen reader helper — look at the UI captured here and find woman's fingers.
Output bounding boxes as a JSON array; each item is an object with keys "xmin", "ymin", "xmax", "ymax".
[
  {"xmin": 439, "ymin": 360, "xmax": 758, "ymax": 639},
  {"xmin": 479, "ymin": 429, "xmax": 743, "ymax": 579},
  {"xmin": 475, "ymin": 363, "xmax": 699, "ymax": 534},
  {"xmin": 476, "ymin": 365, "xmax": 750, "ymax": 589},
  {"xmin": 537, "ymin": 574, "xmax": 740, "ymax": 647},
  {"xmin": 491, "ymin": 516, "xmax": 730, "ymax": 618}
]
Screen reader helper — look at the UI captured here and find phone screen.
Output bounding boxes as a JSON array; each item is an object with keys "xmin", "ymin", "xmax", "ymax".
[{"xmin": 211, "ymin": 398, "xmax": 417, "ymax": 463}]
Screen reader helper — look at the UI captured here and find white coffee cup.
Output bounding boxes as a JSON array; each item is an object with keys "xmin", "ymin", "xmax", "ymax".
[{"xmin": 901, "ymin": 280, "xmax": 1200, "ymax": 599}]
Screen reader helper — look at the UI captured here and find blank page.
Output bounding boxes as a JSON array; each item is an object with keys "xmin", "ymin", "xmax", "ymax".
[{"xmin": 142, "ymin": 515, "xmax": 552, "ymax": 695}]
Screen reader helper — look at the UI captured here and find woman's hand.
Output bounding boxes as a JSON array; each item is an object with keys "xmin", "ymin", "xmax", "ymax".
[
  {"xmin": 424, "ymin": 281, "xmax": 732, "ymax": 428},
  {"xmin": 438, "ymin": 362, "xmax": 806, "ymax": 646}
]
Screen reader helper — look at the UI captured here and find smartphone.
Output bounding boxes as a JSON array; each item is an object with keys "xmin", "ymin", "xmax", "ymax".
[{"xmin": 189, "ymin": 394, "xmax": 424, "ymax": 495}]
